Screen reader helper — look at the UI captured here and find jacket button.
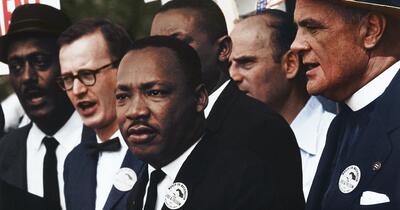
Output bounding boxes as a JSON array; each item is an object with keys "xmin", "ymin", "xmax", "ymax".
[{"xmin": 372, "ymin": 161, "xmax": 382, "ymax": 171}]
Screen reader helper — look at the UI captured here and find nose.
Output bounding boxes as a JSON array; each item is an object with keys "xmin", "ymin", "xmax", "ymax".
[
  {"xmin": 71, "ymin": 77, "xmax": 88, "ymax": 97},
  {"xmin": 125, "ymin": 94, "xmax": 150, "ymax": 122},
  {"xmin": 20, "ymin": 62, "xmax": 38, "ymax": 83},
  {"xmin": 229, "ymin": 64, "xmax": 244, "ymax": 84},
  {"xmin": 290, "ymin": 30, "xmax": 310, "ymax": 53}
]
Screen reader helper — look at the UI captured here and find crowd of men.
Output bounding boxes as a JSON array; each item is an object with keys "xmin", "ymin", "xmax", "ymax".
[{"xmin": 0, "ymin": 0, "xmax": 398, "ymax": 209}]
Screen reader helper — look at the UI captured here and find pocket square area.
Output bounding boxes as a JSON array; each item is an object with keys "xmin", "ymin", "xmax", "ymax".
[{"xmin": 360, "ymin": 191, "xmax": 390, "ymax": 205}]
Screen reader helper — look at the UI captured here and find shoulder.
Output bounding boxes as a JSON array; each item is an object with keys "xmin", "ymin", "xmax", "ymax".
[{"xmin": 0, "ymin": 124, "xmax": 31, "ymax": 152}]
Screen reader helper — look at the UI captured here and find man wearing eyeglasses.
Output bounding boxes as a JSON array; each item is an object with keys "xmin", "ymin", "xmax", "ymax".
[
  {"xmin": 0, "ymin": 4, "xmax": 85, "ymax": 210},
  {"xmin": 58, "ymin": 18, "xmax": 144, "ymax": 210}
]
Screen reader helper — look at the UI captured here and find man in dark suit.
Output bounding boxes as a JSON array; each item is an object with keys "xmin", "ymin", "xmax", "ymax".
[
  {"xmin": 0, "ymin": 4, "xmax": 82, "ymax": 210},
  {"xmin": 291, "ymin": 0, "xmax": 400, "ymax": 209},
  {"xmin": 150, "ymin": 0, "xmax": 304, "ymax": 207},
  {"xmin": 117, "ymin": 35, "xmax": 297, "ymax": 210},
  {"xmin": 58, "ymin": 18, "xmax": 145, "ymax": 210}
]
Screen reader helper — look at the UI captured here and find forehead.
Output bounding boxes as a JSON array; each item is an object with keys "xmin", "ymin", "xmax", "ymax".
[
  {"xmin": 231, "ymin": 18, "xmax": 274, "ymax": 56},
  {"xmin": 294, "ymin": 0, "xmax": 343, "ymax": 23},
  {"xmin": 7, "ymin": 36, "xmax": 55, "ymax": 59},
  {"xmin": 60, "ymin": 31, "xmax": 111, "ymax": 72},
  {"xmin": 152, "ymin": 8, "xmax": 203, "ymax": 35},
  {"xmin": 118, "ymin": 47, "xmax": 185, "ymax": 86}
]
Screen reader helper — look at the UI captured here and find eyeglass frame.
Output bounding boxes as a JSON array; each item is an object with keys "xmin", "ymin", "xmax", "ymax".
[{"xmin": 57, "ymin": 60, "xmax": 120, "ymax": 91}]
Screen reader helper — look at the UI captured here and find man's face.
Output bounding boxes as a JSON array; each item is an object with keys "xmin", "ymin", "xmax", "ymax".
[
  {"xmin": 229, "ymin": 17, "xmax": 288, "ymax": 107},
  {"xmin": 151, "ymin": 9, "xmax": 220, "ymax": 90},
  {"xmin": 291, "ymin": 0, "xmax": 368, "ymax": 101},
  {"xmin": 116, "ymin": 47, "xmax": 205, "ymax": 166},
  {"xmin": 59, "ymin": 31, "xmax": 117, "ymax": 130},
  {"xmin": 7, "ymin": 37, "xmax": 66, "ymax": 121}
]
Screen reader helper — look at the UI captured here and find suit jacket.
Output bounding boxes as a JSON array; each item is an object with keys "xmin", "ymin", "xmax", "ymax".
[
  {"xmin": 0, "ymin": 124, "xmax": 91, "ymax": 191},
  {"xmin": 306, "ymin": 70, "xmax": 400, "ymax": 210},
  {"xmin": 0, "ymin": 177, "xmax": 59, "ymax": 210},
  {"xmin": 207, "ymin": 81, "xmax": 305, "ymax": 209},
  {"xmin": 63, "ymin": 130, "xmax": 145, "ymax": 210},
  {"xmin": 128, "ymin": 81, "xmax": 304, "ymax": 210}
]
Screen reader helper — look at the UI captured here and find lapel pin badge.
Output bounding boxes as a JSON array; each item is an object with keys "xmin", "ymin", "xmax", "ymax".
[
  {"xmin": 165, "ymin": 182, "xmax": 188, "ymax": 209},
  {"xmin": 339, "ymin": 165, "xmax": 361, "ymax": 194},
  {"xmin": 372, "ymin": 161, "xmax": 382, "ymax": 171},
  {"xmin": 114, "ymin": 167, "xmax": 137, "ymax": 192}
]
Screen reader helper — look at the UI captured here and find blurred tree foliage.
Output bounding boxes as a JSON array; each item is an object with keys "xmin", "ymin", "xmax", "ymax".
[
  {"xmin": 0, "ymin": 0, "xmax": 161, "ymax": 101},
  {"xmin": 61, "ymin": 0, "xmax": 161, "ymax": 40}
]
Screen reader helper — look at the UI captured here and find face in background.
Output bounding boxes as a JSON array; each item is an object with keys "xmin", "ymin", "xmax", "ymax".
[
  {"xmin": 7, "ymin": 36, "xmax": 70, "ymax": 122},
  {"xmin": 116, "ymin": 47, "xmax": 207, "ymax": 167},
  {"xmin": 59, "ymin": 31, "xmax": 118, "ymax": 132},
  {"xmin": 291, "ymin": 0, "xmax": 369, "ymax": 101},
  {"xmin": 229, "ymin": 16, "xmax": 289, "ymax": 108},
  {"xmin": 151, "ymin": 8, "xmax": 221, "ymax": 91}
]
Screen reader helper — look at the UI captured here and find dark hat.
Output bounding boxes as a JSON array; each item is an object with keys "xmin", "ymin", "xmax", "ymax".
[
  {"xmin": 335, "ymin": 0, "xmax": 400, "ymax": 17},
  {"xmin": 0, "ymin": 4, "xmax": 71, "ymax": 63}
]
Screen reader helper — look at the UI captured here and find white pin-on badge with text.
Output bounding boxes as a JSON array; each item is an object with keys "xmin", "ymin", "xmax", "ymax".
[
  {"xmin": 339, "ymin": 165, "xmax": 361, "ymax": 194},
  {"xmin": 165, "ymin": 182, "xmax": 188, "ymax": 209},
  {"xmin": 114, "ymin": 167, "xmax": 137, "ymax": 192}
]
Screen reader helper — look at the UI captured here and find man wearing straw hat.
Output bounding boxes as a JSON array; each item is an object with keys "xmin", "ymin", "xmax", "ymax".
[{"xmin": 291, "ymin": 0, "xmax": 400, "ymax": 209}]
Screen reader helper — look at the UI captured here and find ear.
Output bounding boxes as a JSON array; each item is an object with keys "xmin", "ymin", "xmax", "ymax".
[
  {"xmin": 194, "ymin": 84, "xmax": 208, "ymax": 112},
  {"xmin": 216, "ymin": 35, "xmax": 232, "ymax": 62},
  {"xmin": 281, "ymin": 50, "xmax": 300, "ymax": 80},
  {"xmin": 360, "ymin": 13, "xmax": 386, "ymax": 49}
]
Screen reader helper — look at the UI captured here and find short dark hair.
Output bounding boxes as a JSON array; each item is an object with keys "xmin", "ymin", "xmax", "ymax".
[
  {"xmin": 58, "ymin": 18, "xmax": 132, "ymax": 63},
  {"xmin": 157, "ymin": 0, "xmax": 227, "ymax": 43},
  {"xmin": 130, "ymin": 36, "xmax": 202, "ymax": 90},
  {"xmin": 242, "ymin": 9, "xmax": 296, "ymax": 63}
]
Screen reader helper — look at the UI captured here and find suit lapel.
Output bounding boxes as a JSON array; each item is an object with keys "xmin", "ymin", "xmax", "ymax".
[
  {"xmin": 127, "ymin": 165, "xmax": 149, "ymax": 210},
  {"xmin": 0, "ymin": 123, "xmax": 32, "ymax": 190},
  {"xmin": 103, "ymin": 151, "xmax": 145, "ymax": 210},
  {"xmin": 161, "ymin": 134, "xmax": 215, "ymax": 210}
]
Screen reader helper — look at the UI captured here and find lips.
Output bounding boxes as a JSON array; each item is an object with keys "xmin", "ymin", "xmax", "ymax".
[
  {"xmin": 127, "ymin": 124, "xmax": 157, "ymax": 145},
  {"xmin": 22, "ymin": 87, "xmax": 46, "ymax": 106},
  {"xmin": 76, "ymin": 100, "xmax": 97, "ymax": 116}
]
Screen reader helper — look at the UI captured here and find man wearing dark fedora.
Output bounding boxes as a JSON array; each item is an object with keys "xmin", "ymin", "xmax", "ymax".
[
  {"xmin": 291, "ymin": 0, "xmax": 400, "ymax": 209},
  {"xmin": 0, "ymin": 4, "xmax": 86, "ymax": 210}
]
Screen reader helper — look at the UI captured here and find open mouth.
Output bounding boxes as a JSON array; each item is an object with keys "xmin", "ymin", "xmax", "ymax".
[
  {"xmin": 304, "ymin": 63, "xmax": 320, "ymax": 72},
  {"xmin": 23, "ymin": 88, "xmax": 46, "ymax": 106},
  {"xmin": 127, "ymin": 125, "xmax": 157, "ymax": 145},
  {"xmin": 76, "ymin": 100, "xmax": 97, "ymax": 116}
]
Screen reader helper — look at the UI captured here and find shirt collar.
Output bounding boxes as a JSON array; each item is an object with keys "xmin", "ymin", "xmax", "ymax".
[
  {"xmin": 148, "ymin": 136, "xmax": 202, "ymax": 181},
  {"xmin": 31, "ymin": 111, "xmax": 82, "ymax": 151},
  {"xmin": 204, "ymin": 80, "xmax": 230, "ymax": 118},
  {"xmin": 290, "ymin": 96, "xmax": 322, "ymax": 155},
  {"xmin": 345, "ymin": 60, "xmax": 400, "ymax": 111}
]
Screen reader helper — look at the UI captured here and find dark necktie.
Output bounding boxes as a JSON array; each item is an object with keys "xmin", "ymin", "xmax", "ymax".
[
  {"xmin": 86, "ymin": 137, "xmax": 121, "ymax": 155},
  {"xmin": 144, "ymin": 169, "xmax": 166, "ymax": 210},
  {"xmin": 42, "ymin": 136, "xmax": 60, "ymax": 208}
]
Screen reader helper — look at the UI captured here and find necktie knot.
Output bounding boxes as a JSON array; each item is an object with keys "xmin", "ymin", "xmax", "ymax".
[
  {"xmin": 43, "ymin": 136, "xmax": 59, "ymax": 152},
  {"xmin": 150, "ymin": 169, "xmax": 166, "ymax": 184},
  {"xmin": 86, "ymin": 137, "xmax": 121, "ymax": 155}
]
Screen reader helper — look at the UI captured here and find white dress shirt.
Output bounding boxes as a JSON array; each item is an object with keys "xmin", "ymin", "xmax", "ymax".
[
  {"xmin": 95, "ymin": 129, "xmax": 129, "ymax": 210},
  {"xmin": 290, "ymin": 96, "xmax": 335, "ymax": 199},
  {"xmin": 204, "ymin": 80, "xmax": 230, "ymax": 118},
  {"xmin": 345, "ymin": 60, "xmax": 400, "ymax": 111},
  {"xmin": 26, "ymin": 111, "xmax": 82, "ymax": 210},
  {"xmin": 142, "ymin": 139, "xmax": 201, "ymax": 210}
]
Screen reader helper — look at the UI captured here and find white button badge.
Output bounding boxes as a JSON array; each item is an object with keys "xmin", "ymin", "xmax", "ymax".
[
  {"xmin": 114, "ymin": 167, "xmax": 137, "ymax": 192},
  {"xmin": 165, "ymin": 182, "xmax": 188, "ymax": 209},
  {"xmin": 338, "ymin": 165, "xmax": 361, "ymax": 194}
]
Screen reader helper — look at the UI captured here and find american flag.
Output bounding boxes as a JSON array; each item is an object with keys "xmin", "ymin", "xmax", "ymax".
[{"xmin": 257, "ymin": 0, "xmax": 285, "ymax": 13}]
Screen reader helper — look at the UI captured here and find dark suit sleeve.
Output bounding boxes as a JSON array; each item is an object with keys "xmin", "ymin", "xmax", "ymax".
[{"xmin": 63, "ymin": 149, "xmax": 72, "ymax": 210}]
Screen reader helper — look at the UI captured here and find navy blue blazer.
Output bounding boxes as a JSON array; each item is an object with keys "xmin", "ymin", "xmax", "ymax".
[
  {"xmin": 63, "ymin": 128, "xmax": 145, "ymax": 210},
  {"xmin": 306, "ymin": 70, "xmax": 400, "ymax": 210}
]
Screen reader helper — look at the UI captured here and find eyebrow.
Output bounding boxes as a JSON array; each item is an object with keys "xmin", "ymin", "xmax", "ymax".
[
  {"xmin": 232, "ymin": 55, "xmax": 256, "ymax": 64},
  {"xmin": 116, "ymin": 81, "xmax": 175, "ymax": 91},
  {"xmin": 297, "ymin": 18, "xmax": 324, "ymax": 28}
]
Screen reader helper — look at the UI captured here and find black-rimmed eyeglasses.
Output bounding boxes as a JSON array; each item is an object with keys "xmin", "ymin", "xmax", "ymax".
[{"xmin": 57, "ymin": 60, "xmax": 119, "ymax": 91}]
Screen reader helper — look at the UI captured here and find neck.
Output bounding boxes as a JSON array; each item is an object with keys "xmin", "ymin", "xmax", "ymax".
[
  {"xmin": 35, "ymin": 106, "xmax": 74, "ymax": 136},
  {"xmin": 95, "ymin": 120, "xmax": 119, "ymax": 141},
  {"xmin": 279, "ymin": 84, "xmax": 310, "ymax": 124}
]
